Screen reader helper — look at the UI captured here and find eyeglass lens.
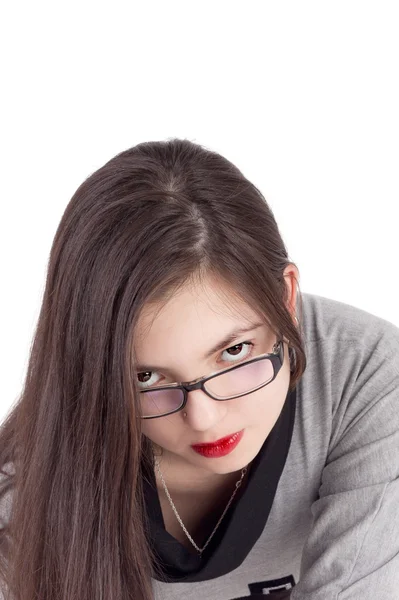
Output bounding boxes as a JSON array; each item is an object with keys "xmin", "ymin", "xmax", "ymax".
[{"xmin": 140, "ymin": 357, "xmax": 274, "ymax": 418}]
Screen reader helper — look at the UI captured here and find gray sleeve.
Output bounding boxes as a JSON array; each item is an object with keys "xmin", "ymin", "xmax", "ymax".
[{"xmin": 291, "ymin": 323, "xmax": 399, "ymax": 599}]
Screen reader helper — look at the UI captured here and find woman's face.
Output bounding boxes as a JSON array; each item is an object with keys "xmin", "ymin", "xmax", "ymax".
[{"xmin": 134, "ymin": 275, "xmax": 294, "ymax": 484}]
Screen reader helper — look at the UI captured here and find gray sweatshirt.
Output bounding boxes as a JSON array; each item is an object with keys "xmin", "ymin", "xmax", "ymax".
[{"xmin": 146, "ymin": 292, "xmax": 399, "ymax": 599}]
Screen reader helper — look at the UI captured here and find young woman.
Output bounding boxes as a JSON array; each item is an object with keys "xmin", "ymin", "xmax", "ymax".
[{"xmin": 0, "ymin": 138, "xmax": 398, "ymax": 600}]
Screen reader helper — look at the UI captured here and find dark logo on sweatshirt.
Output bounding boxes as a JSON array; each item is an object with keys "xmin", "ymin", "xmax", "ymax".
[{"xmin": 230, "ymin": 574, "xmax": 296, "ymax": 599}]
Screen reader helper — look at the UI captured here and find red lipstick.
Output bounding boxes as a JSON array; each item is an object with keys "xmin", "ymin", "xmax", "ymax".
[{"xmin": 191, "ymin": 430, "xmax": 244, "ymax": 458}]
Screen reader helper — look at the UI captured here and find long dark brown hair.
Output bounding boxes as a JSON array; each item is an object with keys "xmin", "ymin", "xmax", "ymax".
[{"xmin": 0, "ymin": 138, "xmax": 307, "ymax": 599}]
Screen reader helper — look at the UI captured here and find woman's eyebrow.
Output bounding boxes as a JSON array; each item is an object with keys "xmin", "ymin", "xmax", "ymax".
[
  {"xmin": 135, "ymin": 321, "xmax": 264, "ymax": 372},
  {"xmin": 204, "ymin": 321, "xmax": 264, "ymax": 359}
]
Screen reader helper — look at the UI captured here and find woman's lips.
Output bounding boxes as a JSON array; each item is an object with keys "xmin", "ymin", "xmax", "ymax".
[{"xmin": 191, "ymin": 429, "xmax": 244, "ymax": 458}]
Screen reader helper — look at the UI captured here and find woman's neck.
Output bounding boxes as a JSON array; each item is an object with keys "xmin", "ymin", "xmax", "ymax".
[{"xmin": 154, "ymin": 453, "xmax": 253, "ymax": 498}]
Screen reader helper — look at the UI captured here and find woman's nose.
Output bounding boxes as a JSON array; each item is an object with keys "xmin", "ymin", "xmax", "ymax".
[{"xmin": 182, "ymin": 388, "xmax": 227, "ymax": 432}]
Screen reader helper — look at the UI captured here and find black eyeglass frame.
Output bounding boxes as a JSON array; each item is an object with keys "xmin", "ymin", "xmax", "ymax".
[{"xmin": 139, "ymin": 338, "xmax": 285, "ymax": 419}]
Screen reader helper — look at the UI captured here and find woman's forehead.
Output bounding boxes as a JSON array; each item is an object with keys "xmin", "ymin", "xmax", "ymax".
[{"xmin": 135, "ymin": 279, "xmax": 258, "ymax": 344}]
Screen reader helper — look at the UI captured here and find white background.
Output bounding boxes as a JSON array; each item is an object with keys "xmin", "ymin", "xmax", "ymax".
[{"xmin": 1, "ymin": 1, "xmax": 398, "ymax": 421}]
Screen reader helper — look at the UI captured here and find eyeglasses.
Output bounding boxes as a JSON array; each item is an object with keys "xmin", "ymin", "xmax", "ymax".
[{"xmin": 139, "ymin": 338, "xmax": 285, "ymax": 419}]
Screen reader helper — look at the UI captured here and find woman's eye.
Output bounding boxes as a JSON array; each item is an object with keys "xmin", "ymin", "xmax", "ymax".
[
  {"xmin": 221, "ymin": 341, "xmax": 254, "ymax": 363},
  {"xmin": 137, "ymin": 370, "xmax": 161, "ymax": 389}
]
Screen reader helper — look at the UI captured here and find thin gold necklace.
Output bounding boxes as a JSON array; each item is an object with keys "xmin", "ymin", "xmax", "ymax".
[{"xmin": 155, "ymin": 457, "xmax": 247, "ymax": 557}]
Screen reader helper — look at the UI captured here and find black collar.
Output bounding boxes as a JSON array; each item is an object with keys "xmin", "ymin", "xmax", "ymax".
[{"xmin": 142, "ymin": 386, "xmax": 297, "ymax": 583}]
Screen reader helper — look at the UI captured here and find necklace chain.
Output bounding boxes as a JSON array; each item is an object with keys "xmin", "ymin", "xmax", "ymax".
[{"xmin": 154, "ymin": 457, "xmax": 247, "ymax": 557}]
